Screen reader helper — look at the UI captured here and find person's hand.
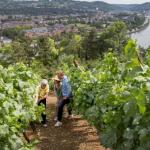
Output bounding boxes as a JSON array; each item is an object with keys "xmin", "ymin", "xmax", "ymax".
[
  {"xmin": 63, "ymin": 96, "xmax": 67, "ymax": 100},
  {"xmin": 36, "ymin": 99, "xmax": 39, "ymax": 104},
  {"xmin": 45, "ymin": 95, "xmax": 49, "ymax": 100}
]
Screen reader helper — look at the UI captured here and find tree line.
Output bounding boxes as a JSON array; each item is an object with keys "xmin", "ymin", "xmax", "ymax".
[{"xmin": 0, "ymin": 21, "xmax": 129, "ymax": 77}]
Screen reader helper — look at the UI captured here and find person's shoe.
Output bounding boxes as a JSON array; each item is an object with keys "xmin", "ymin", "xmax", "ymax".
[
  {"xmin": 43, "ymin": 124, "xmax": 47, "ymax": 127},
  {"xmin": 55, "ymin": 121, "xmax": 62, "ymax": 127},
  {"xmin": 54, "ymin": 117, "xmax": 57, "ymax": 121}
]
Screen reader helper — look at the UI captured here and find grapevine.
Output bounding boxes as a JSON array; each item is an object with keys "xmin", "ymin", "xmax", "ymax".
[
  {"xmin": 0, "ymin": 63, "xmax": 41, "ymax": 150},
  {"xmin": 65, "ymin": 40, "xmax": 150, "ymax": 150}
]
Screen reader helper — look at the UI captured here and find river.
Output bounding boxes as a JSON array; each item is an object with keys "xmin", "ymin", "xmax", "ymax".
[{"xmin": 131, "ymin": 18, "xmax": 150, "ymax": 48}]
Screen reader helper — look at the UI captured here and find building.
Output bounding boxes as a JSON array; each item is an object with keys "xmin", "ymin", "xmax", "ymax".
[{"xmin": 0, "ymin": 36, "xmax": 12, "ymax": 45}]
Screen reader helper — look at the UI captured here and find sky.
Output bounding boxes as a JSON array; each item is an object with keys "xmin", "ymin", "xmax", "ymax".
[{"xmin": 77, "ymin": 0, "xmax": 150, "ymax": 4}]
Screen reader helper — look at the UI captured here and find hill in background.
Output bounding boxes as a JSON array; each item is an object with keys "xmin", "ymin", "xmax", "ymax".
[{"xmin": 0, "ymin": 0, "xmax": 150, "ymax": 15}]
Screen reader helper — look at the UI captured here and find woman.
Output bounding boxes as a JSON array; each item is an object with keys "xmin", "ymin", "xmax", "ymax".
[
  {"xmin": 52, "ymin": 75, "xmax": 62, "ymax": 121},
  {"xmin": 35, "ymin": 79, "xmax": 49, "ymax": 127}
]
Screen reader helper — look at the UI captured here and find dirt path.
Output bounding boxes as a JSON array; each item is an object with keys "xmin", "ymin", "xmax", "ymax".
[{"xmin": 34, "ymin": 95, "xmax": 109, "ymax": 150}]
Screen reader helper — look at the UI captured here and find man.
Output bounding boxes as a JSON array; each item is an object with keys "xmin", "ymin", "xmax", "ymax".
[
  {"xmin": 35, "ymin": 79, "xmax": 49, "ymax": 127},
  {"xmin": 55, "ymin": 71, "xmax": 72, "ymax": 127}
]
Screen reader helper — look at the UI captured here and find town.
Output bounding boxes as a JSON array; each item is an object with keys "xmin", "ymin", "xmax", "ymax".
[{"xmin": 0, "ymin": 0, "xmax": 150, "ymax": 44}]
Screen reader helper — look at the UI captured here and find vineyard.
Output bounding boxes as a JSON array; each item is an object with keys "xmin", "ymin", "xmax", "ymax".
[
  {"xmin": 0, "ymin": 64, "xmax": 42, "ymax": 150},
  {"xmin": 64, "ymin": 41, "xmax": 150, "ymax": 150},
  {"xmin": 1, "ymin": 25, "xmax": 150, "ymax": 149}
]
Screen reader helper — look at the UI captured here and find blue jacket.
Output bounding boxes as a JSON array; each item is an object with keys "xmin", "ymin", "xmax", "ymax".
[{"xmin": 62, "ymin": 75, "xmax": 72, "ymax": 98}]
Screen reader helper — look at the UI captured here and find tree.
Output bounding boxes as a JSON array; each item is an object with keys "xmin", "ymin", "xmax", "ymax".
[
  {"xmin": 37, "ymin": 37, "xmax": 58, "ymax": 66},
  {"xmin": 11, "ymin": 38, "xmax": 36, "ymax": 65},
  {"xmin": 11, "ymin": 39, "xmax": 26, "ymax": 62},
  {"xmin": 0, "ymin": 44, "xmax": 12, "ymax": 66},
  {"xmin": 72, "ymin": 34, "xmax": 82, "ymax": 58},
  {"xmin": 2, "ymin": 26, "xmax": 31, "ymax": 40},
  {"xmin": 98, "ymin": 21, "xmax": 128, "ymax": 55},
  {"xmin": 63, "ymin": 34, "xmax": 82, "ymax": 58},
  {"xmin": 82, "ymin": 29, "xmax": 99, "ymax": 60}
]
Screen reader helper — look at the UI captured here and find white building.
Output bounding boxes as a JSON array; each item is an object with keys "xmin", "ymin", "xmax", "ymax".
[{"xmin": 0, "ymin": 37, "xmax": 12, "ymax": 44}]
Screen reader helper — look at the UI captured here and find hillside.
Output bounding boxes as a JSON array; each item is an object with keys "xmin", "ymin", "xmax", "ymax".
[
  {"xmin": 132, "ymin": 2, "xmax": 150, "ymax": 11},
  {"xmin": 0, "ymin": 0, "xmax": 150, "ymax": 15},
  {"xmin": 0, "ymin": 0, "xmax": 121, "ymax": 15},
  {"xmin": 114, "ymin": 4, "xmax": 138, "ymax": 11}
]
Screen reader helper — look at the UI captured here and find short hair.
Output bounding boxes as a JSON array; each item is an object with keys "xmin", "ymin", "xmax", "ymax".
[
  {"xmin": 41, "ymin": 79, "xmax": 48, "ymax": 85},
  {"xmin": 57, "ymin": 70, "xmax": 64, "ymax": 76}
]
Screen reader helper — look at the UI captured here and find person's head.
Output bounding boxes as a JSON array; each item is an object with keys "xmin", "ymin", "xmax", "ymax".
[
  {"xmin": 52, "ymin": 75, "xmax": 61, "ymax": 86},
  {"xmin": 40, "ymin": 79, "xmax": 48, "ymax": 89},
  {"xmin": 57, "ymin": 71, "xmax": 64, "ymax": 80}
]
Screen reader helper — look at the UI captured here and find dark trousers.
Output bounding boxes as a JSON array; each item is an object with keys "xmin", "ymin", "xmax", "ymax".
[
  {"xmin": 38, "ymin": 98, "xmax": 46, "ymax": 124},
  {"xmin": 57, "ymin": 98, "xmax": 72, "ymax": 122}
]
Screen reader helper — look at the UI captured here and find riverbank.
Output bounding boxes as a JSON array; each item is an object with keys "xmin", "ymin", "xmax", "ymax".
[
  {"xmin": 131, "ymin": 17, "xmax": 150, "ymax": 48},
  {"xmin": 129, "ymin": 17, "xmax": 150, "ymax": 34}
]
